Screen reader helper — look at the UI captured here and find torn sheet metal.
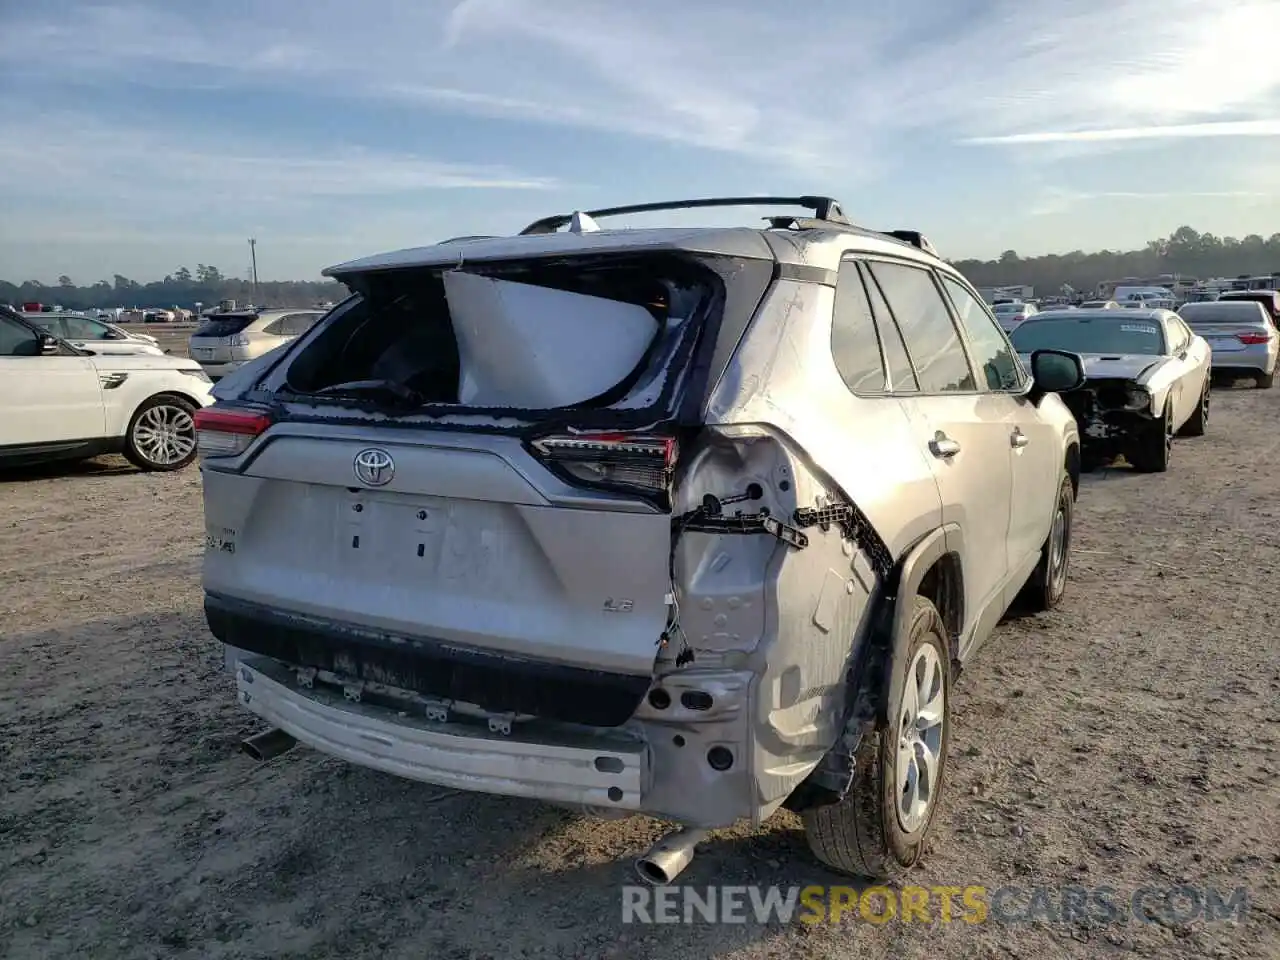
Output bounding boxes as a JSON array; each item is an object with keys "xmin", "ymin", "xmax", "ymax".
[{"xmin": 441, "ymin": 270, "xmax": 658, "ymax": 408}]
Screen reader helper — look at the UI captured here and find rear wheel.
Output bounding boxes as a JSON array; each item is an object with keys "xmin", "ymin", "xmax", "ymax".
[
  {"xmin": 1177, "ymin": 383, "xmax": 1209, "ymax": 437},
  {"xmin": 1257, "ymin": 371, "xmax": 1275, "ymax": 389},
  {"xmin": 1127, "ymin": 403, "xmax": 1172, "ymax": 473},
  {"xmin": 802, "ymin": 596, "xmax": 951, "ymax": 881},
  {"xmin": 1017, "ymin": 473, "xmax": 1073, "ymax": 611},
  {"xmin": 124, "ymin": 394, "xmax": 198, "ymax": 471}
]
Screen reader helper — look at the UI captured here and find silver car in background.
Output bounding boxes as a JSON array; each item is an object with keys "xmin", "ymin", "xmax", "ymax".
[
  {"xmin": 992, "ymin": 300, "xmax": 1038, "ymax": 332},
  {"xmin": 187, "ymin": 308, "xmax": 324, "ymax": 379},
  {"xmin": 1177, "ymin": 300, "xmax": 1277, "ymax": 389},
  {"xmin": 23, "ymin": 311, "xmax": 166, "ymax": 356}
]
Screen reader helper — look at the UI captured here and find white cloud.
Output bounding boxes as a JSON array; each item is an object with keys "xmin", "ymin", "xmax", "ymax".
[
  {"xmin": 4, "ymin": 0, "xmax": 1280, "ymax": 277},
  {"xmin": 5, "ymin": 0, "xmax": 1279, "ymax": 164},
  {"xmin": 1029, "ymin": 188, "xmax": 1272, "ymax": 217},
  {"xmin": 967, "ymin": 120, "xmax": 1280, "ymax": 145}
]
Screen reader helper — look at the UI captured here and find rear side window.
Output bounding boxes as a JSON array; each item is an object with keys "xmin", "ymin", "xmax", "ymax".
[
  {"xmin": 282, "ymin": 312, "xmax": 321, "ymax": 336},
  {"xmin": 830, "ymin": 261, "xmax": 886, "ymax": 393},
  {"xmin": 867, "ymin": 261, "xmax": 976, "ymax": 393},
  {"xmin": 195, "ymin": 315, "xmax": 256, "ymax": 338}
]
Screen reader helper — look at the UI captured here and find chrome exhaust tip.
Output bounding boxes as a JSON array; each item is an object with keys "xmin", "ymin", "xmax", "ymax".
[
  {"xmin": 634, "ymin": 827, "xmax": 709, "ymax": 885},
  {"xmin": 241, "ymin": 727, "xmax": 297, "ymax": 762}
]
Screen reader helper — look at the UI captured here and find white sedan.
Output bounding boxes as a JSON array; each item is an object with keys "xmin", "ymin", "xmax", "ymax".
[
  {"xmin": 24, "ymin": 311, "xmax": 166, "ymax": 356},
  {"xmin": 0, "ymin": 308, "xmax": 213, "ymax": 471},
  {"xmin": 1010, "ymin": 307, "xmax": 1211, "ymax": 472}
]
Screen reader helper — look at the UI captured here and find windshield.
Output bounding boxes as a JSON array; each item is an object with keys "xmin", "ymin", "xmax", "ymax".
[
  {"xmin": 993, "ymin": 303, "xmax": 1023, "ymax": 313},
  {"xmin": 1011, "ymin": 317, "xmax": 1167, "ymax": 356},
  {"xmin": 195, "ymin": 314, "xmax": 256, "ymax": 337}
]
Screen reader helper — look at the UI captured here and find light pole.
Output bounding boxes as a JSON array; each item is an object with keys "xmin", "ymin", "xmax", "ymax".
[{"xmin": 248, "ymin": 237, "xmax": 259, "ymax": 305}]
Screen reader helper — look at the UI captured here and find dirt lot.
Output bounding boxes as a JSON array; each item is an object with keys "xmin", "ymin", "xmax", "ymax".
[{"xmin": 2, "ymin": 380, "xmax": 1278, "ymax": 960}]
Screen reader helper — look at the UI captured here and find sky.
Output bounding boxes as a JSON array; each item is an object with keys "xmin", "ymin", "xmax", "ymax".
[{"xmin": 2, "ymin": 0, "xmax": 1280, "ymax": 283}]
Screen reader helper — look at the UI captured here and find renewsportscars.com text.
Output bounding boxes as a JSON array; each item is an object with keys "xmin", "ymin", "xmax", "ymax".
[{"xmin": 621, "ymin": 883, "xmax": 1249, "ymax": 926}]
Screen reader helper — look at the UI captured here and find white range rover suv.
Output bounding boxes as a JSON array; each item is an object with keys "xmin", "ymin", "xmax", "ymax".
[{"xmin": 0, "ymin": 307, "xmax": 214, "ymax": 471}]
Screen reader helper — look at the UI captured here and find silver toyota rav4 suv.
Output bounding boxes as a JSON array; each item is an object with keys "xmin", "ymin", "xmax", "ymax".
[{"xmin": 196, "ymin": 197, "xmax": 1085, "ymax": 883}]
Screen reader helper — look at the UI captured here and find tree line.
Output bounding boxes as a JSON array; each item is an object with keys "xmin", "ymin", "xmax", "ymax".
[
  {"xmin": 6, "ymin": 225, "xmax": 1280, "ymax": 309},
  {"xmin": 951, "ymin": 226, "xmax": 1280, "ymax": 295},
  {"xmin": 1, "ymin": 265, "xmax": 344, "ymax": 311}
]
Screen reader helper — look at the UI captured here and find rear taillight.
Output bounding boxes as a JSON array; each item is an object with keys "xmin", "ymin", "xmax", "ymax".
[
  {"xmin": 530, "ymin": 432, "xmax": 677, "ymax": 501},
  {"xmin": 1237, "ymin": 333, "xmax": 1270, "ymax": 344},
  {"xmin": 194, "ymin": 407, "xmax": 272, "ymax": 459}
]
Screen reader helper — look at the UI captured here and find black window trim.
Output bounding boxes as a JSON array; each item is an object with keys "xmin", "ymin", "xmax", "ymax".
[{"xmin": 858, "ymin": 254, "xmax": 986, "ymax": 398}]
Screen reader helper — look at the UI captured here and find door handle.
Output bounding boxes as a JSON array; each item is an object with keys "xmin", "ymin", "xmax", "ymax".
[
  {"xmin": 929, "ymin": 434, "xmax": 961, "ymax": 459},
  {"xmin": 1011, "ymin": 428, "xmax": 1029, "ymax": 448}
]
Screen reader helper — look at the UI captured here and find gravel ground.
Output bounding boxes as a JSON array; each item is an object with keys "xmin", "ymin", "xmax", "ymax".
[{"xmin": 1, "ymin": 380, "xmax": 1277, "ymax": 960}]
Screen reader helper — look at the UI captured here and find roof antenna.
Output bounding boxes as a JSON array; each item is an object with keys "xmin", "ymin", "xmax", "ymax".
[{"xmin": 568, "ymin": 211, "xmax": 601, "ymax": 234}]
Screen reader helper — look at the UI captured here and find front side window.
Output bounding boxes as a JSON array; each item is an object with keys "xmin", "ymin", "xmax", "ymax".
[
  {"xmin": 0, "ymin": 316, "xmax": 41, "ymax": 356},
  {"xmin": 940, "ymin": 275, "xmax": 1024, "ymax": 391},
  {"xmin": 866, "ymin": 261, "xmax": 976, "ymax": 393},
  {"xmin": 61, "ymin": 316, "xmax": 109, "ymax": 339}
]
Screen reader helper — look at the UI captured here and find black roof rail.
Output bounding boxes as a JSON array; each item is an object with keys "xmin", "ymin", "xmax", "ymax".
[
  {"xmin": 883, "ymin": 229, "xmax": 938, "ymax": 256},
  {"xmin": 518, "ymin": 195, "xmax": 850, "ymax": 236}
]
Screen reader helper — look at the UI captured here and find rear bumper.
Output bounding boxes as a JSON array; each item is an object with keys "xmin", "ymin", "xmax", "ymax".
[
  {"xmin": 204, "ymin": 592, "xmax": 652, "ymax": 728},
  {"xmin": 196, "ymin": 360, "xmax": 244, "ymax": 378},
  {"xmin": 1209, "ymin": 350, "xmax": 1275, "ymax": 373},
  {"xmin": 233, "ymin": 655, "xmax": 646, "ymax": 809}
]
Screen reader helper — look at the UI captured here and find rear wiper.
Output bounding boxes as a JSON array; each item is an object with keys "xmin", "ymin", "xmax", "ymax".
[{"xmin": 313, "ymin": 379, "xmax": 423, "ymax": 406}]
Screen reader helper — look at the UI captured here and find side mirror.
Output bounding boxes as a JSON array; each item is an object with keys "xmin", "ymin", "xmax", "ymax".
[
  {"xmin": 39, "ymin": 335, "xmax": 60, "ymax": 355},
  {"xmin": 1029, "ymin": 349, "xmax": 1085, "ymax": 400}
]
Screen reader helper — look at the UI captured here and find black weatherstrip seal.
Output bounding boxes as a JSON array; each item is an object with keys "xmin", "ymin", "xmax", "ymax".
[{"xmin": 206, "ymin": 593, "xmax": 652, "ymax": 727}]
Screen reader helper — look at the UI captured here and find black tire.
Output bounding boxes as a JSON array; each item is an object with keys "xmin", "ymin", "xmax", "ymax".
[
  {"xmin": 1257, "ymin": 371, "xmax": 1275, "ymax": 389},
  {"xmin": 1127, "ymin": 403, "xmax": 1172, "ymax": 473},
  {"xmin": 123, "ymin": 394, "xmax": 199, "ymax": 472},
  {"xmin": 1017, "ymin": 472, "xmax": 1073, "ymax": 611},
  {"xmin": 1177, "ymin": 383, "xmax": 1208, "ymax": 437},
  {"xmin": 802, "ymin": 596, "xmax": 951, "ymax": 881}
]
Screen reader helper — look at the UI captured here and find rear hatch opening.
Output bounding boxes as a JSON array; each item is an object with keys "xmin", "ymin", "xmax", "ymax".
[{"xmin": 278, "ymin": 254, "xmax": 726, "ymax": 423}]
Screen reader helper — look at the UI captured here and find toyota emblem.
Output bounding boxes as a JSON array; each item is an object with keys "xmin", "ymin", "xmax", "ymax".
[{"xmin": 353, "ymin": 447, "xmax": 395, "ymax": 487}]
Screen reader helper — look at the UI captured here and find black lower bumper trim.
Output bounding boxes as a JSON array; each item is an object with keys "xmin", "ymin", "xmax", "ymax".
[{"xmin": 205, "ymin": 593, "xmax": 651, "ymax": 727}]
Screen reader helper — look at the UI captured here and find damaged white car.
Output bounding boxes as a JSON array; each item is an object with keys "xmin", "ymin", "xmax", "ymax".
[
  {"xmin": 197, "ymin": 197, "xmax": 1086, "ymax": 883},
  {"xmin": 1010, "ymin": 307, "xmax": 1211, "ymax": 472}
]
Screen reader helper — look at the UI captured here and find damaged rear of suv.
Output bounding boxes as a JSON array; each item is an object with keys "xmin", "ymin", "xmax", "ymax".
[{"xmin": 199, "ymin": 197, "xmax": 1084, "ymax": 883}]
